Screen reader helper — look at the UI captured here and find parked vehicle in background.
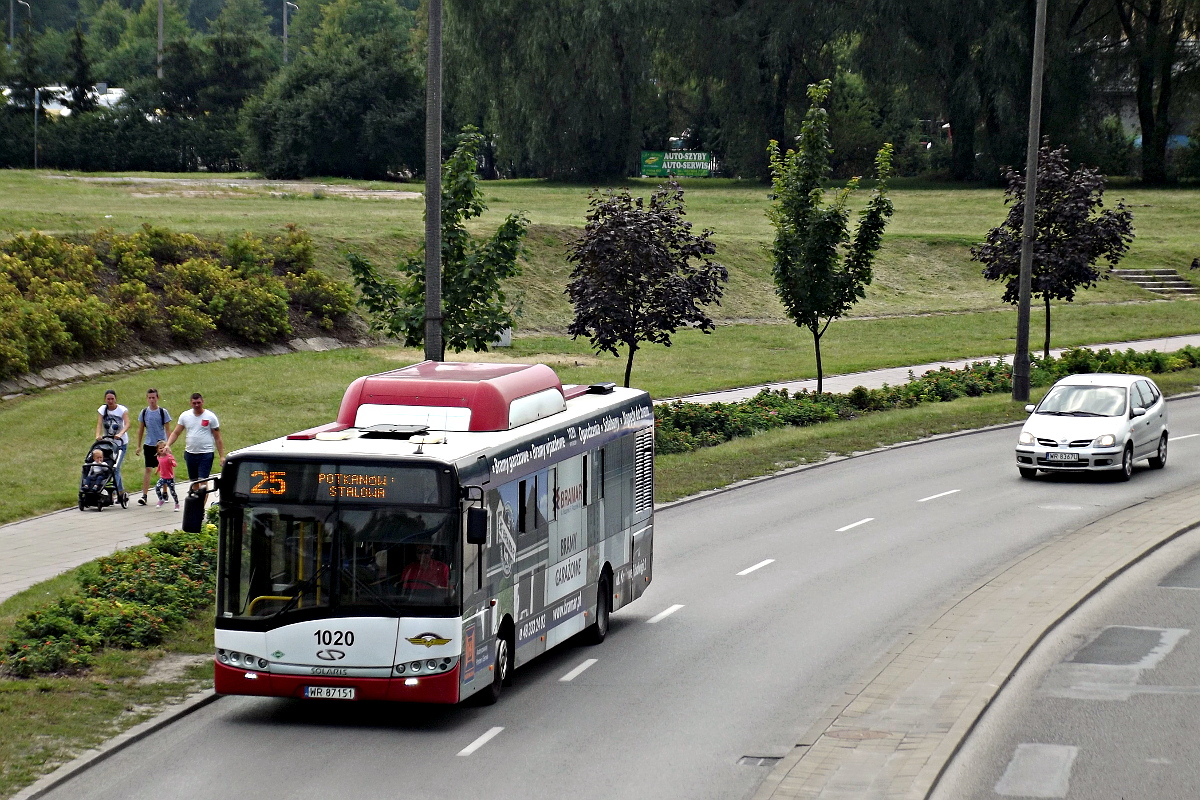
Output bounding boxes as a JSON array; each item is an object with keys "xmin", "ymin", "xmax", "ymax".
[{"xmin": 1015, "ymin": 374, "xmax": 1168, "ymax": 481}]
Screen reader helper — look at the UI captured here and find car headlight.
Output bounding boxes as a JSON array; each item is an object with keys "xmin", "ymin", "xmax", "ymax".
[
  {"xmin": 1093, "ymin": 433, "xmax": 1116, "ymax": 447},
  {"xmin": 1018, "ymin": 431, "xmax": 1035, "ymax": 445}
]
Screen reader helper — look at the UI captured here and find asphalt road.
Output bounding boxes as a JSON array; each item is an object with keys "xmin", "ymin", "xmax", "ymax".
[
  {"xmin": 41, "ymin": 396, "xmax": 1200, "ymax": 800},
  {"xmin": 932, "ymin": 488, "xmax": 1200, "ymax": 800}
]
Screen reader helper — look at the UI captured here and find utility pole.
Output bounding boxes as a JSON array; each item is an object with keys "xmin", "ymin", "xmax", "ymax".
[
  {"xmin": 283, "ymin": 1, "xmax": 297, "ymax": 63},
  {"xmin": 8, "ymin": 0, "xmax": 13, "ymax": 51},
  {"xmin": 33, "ymin": 86, "xmax": 39, "ymax": 169},
  {"xmin": 1012, "ymin": 0, "xmax": 1048, "ymax": 402},
  {"xmin": 156, "ymin": 0, "xmax": 163, "ymax": 79},
  {"xmin": 423, "ymin": 0, "xmax": 444, "ymax": 362}
]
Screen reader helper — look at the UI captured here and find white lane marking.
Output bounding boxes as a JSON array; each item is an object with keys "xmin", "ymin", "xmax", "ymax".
[
  {"xmin": 994, "ymin": 743, "xmax": 1078, "ymax": 797},
  {"xmin": 917, "ymin": 489, "xmax": 960, "ymax": 503},
  {"xmin": 559, "ymin": 658, "xmax": 598, "ymax": 682},
  {"xmin": 646, "ymin": 604, "xmax": 684, "ymax": 624},
  {"xmin": 836, "ymin": 518, "xmax": 874, "ymax": 532},
  {"xmin": 1170, "ymin": 433, "xmax": 1199, "ymax": 441},
  {"xmin": 737, "ymin": 559, "xmax": 775, "ymax": 576},
  {"xmin": 457, "ymin": 726, "xmax": 504, "ymax": 757}
]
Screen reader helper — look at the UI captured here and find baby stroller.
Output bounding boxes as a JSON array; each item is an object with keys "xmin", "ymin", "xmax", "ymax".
[{"xmin": 78, "ymin": 437, "xmax": 127, "ymax": 511}]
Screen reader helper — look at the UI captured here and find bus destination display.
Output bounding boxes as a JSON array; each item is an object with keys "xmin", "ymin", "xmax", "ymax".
[{"xmin": 235, "ymin": 461, "xmax": 443, "ymax": 505}]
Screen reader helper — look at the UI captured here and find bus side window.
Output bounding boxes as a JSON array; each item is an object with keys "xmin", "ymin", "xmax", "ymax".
[
  {"xmin": 582, "ymin": 455, "xmax": 589, "ymax": 507},
  {"xmin": 518, "ymin": 479, "xmax": 528, "ymax": 532},
  {"xmin": 599, "ymin": 447, "xmax": 606, "ymax": 499},
  {"xmin": 550, "ymin": 467, "xmax": 558, "ymax": 520}
]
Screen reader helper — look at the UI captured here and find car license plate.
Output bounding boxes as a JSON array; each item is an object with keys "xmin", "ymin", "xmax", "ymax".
[
  {"xmin": 304, "ymin": 686, "xmax": 355, "ymax": 700},
  {"xmin": 1047, "ymin": 452, "xmax": 1078, "ymax": 461}
]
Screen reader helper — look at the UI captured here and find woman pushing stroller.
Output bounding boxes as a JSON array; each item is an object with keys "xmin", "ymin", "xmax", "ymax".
[{"xmin": 95, "ymin": 389, "xmax": 130, "ymax": 505}]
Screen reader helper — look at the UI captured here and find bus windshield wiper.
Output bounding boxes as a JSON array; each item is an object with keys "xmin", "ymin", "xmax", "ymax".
[{"xmin": 272, "ymin": 563, "xmax": 331, "ymax": 617}]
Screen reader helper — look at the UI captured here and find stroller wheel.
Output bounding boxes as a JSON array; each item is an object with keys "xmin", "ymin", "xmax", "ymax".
[
  {"xmin": 119, "ymin": 492, "xmax": 128, "ymax": 509},
  {"xmin": 78, "ymin": 498, "xmax": 85, "ymax": 511}
]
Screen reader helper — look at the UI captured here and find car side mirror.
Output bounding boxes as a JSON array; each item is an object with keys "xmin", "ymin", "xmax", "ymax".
[
  {"xmin": 466, "ymin": 507, "xmax": 488, "ymax": 545},
  {"xmin": 1024, "ymin": 404, "xmax": 1036, "ymax": 414},
  {"xmin": 1132, "ymin": 406, "xmax": 1147, "ymax": 418}
]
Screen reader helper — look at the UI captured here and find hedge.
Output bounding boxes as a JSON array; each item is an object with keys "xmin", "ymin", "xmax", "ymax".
[
  {"xmin": 655, "ymin": 346, "xmax": 1200, "ymax": 454},
  {"xmin": 0, "ymin": 224, "xmax": 355, "ymax": 380},
  {"xmin": 0, "ymin": 527, "xmax": 217, "ymax": 678}
]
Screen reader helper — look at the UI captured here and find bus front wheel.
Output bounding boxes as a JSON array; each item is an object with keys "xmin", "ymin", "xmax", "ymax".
[{"xmin": 480, "ymin": 634, "xmax": 511, "ymax": 705}]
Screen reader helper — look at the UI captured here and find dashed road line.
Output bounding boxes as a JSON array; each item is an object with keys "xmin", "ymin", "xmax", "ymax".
[
  {"xmin": 917, "ymin": 489, "xmax": 961, "ymax": 503},
  {"xmin": 836, "ymin": 518, "xmax": 874, "ymax": 532},
  {"xmin": 559, "ymin": 658, "xmax": 598, "ymax": 682},
  {"xmin": 646, "ymin": 604, "xmax": 684, "ymax": 624},
  {"xmin": 737, "ymin": 559, "xmax": 775, "ymax": 576},
  {"xmin": 994, "ymin": 743, "xmax": 1078, "ymax": 798},
  {"xmin": 457, "ymin": 726, "xmax": 504, "ymax": 756},
  {"xmin": 1171, "ymin": 433, "xmax": 1199, "ymax": 441}
]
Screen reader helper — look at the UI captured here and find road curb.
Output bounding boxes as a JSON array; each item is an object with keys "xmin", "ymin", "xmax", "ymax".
[
  {"xmin": 753, "ymin": 484, "xmax": 1200, "ymax": 799},
  {"xmin": 9, "ymin": 689, "xmax": 220, "ymax": 800}
]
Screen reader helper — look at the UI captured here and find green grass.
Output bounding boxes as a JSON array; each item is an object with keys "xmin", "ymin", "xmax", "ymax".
[
  {"xmin": 0, "ymin": 572, "xmax": 213, "ymax": 799},
  {"xmin": 1, "ymin": 171, "xmax": 1196, "ymax": 332}
]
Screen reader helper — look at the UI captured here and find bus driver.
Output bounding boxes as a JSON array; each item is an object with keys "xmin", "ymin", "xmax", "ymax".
[{"xmin": 401, "ymin": 544, "xmax": 449, "ymax": 589}]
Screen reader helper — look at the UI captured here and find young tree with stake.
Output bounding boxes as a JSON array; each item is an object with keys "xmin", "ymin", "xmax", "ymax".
[
  {"xmin": 566, "ymin": 181, "xmax": 728, "ymax": 387},
  {"xmin": 974, "ymin": 143, "xmax": 1135, "ymax": 359},
  {"xmin": 767, "ymin": 80, "xmax": 894, "ymax": 394}
]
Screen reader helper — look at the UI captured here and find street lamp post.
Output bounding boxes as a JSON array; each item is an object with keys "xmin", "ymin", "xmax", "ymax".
[
  {"xmin": 1012, "ymin": 0, "xmax": 1049, "ymax": 402},
  {"xmin": 283, "ymin": 1, "xmax": 297, "ymax": 64},
  {"xmin": 423, "ymin": 0, "xmax": 443, "ymax": 362},
  {"xmin": 33, "ymin": 85, "xmax": 39, "ymax": 169}
]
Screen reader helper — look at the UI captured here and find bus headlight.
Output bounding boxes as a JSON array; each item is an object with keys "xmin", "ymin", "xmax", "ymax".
[
  {"xmin": 410, "ymin": 661, "xmax": 423, "ymax": 672},
  {"xmin": 217, "ymin": 649, "xmax": 229, "ymax": 664}
]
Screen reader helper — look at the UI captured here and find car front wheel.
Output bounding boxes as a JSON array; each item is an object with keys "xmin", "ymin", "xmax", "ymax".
[
  {"xmin": 1148, "ymin": 433, "xmax": 1168, "ymax": 469},
  {"xmin": 1117, "ymin": 444, "xmax": 1134, "ymax": 482}
]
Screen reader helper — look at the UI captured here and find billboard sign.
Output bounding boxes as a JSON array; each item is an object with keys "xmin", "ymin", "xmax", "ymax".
[{"xmin": 641, "ymin": 150, "xmax": 715, "ymax": 177}]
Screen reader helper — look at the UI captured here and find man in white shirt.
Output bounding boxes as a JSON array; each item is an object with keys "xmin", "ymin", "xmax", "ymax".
[
  {"xmin": 167, "ymin": 392, "xmax": 226, "ymax": 481},
  {"xmin": 95, "ymin": 389, "xmax": 130, "ymax": 500}
]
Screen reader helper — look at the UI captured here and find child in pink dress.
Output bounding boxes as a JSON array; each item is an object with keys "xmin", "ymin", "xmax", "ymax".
[{"xmin": 154, "ymin": 441, "xmax": 180, "ymax": 510}]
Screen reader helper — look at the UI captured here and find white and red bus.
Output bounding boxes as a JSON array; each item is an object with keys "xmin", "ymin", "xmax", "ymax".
[{"xmin": 207, "ymin": 361, "xmax": 654, "ymax": 704}]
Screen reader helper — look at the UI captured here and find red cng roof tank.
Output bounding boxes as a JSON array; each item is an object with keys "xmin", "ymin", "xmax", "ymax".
[{"xmin": 335, "ymin": 361, "xmax": 565, "ymax": 432}]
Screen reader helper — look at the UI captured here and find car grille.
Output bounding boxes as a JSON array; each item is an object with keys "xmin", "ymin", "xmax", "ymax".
[
  {"xmin": 1037, "ymin": 438, "xmax": 1058, "ymax": 447},
  {"xmin": 1036, "ymin": 438, "xmax": 1094, "ymax": 448},
  {"xmin": 1069, "ymin": 440, "xmax": 1092, "ymax": 448},
  {"xmin": 1037, "ymin": 457, "xmax": 1090, "ymax": 467}
]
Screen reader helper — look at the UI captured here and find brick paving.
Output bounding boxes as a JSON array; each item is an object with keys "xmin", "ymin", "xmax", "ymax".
[{"xmin": 753, "ymin": 485, "xmax": 1200, "ymax": 800}]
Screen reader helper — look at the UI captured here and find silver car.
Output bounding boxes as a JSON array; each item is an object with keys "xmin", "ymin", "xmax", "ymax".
[{"xmin": 1015, "ymin": 373, "xmax": 1168, "ymax": 481}]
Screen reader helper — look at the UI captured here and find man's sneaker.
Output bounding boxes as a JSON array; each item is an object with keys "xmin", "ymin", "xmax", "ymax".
[
  {"xmin": 174, "ymin": 502, "xmax": 180, "ymax": 511},
  {"xmin": 138, "ymin": 495, "xmax": 147, "ymax": 506},
  {"xmin": 156, "ymin": 499, "xmax": 164, "ymax": 508}
]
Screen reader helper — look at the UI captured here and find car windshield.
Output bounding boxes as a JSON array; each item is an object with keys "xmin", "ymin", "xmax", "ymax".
[{"xmin": 1037, "ymin": 385, "xmax": 1126, "ymax": 417}]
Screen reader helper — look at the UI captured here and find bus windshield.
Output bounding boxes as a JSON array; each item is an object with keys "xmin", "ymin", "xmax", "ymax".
[{"xmin": 220, "ymin": 461, "xmax": 460, "ymax": 621}]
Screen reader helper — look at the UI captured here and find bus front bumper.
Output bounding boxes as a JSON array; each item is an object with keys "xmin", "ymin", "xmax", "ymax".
[{"xmin": 214, "ymin": 660, "xmax": 461, "ymax": 704}]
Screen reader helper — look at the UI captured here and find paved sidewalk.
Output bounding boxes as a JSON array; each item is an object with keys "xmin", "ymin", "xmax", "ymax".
[
  {"xmin": 752, "ymin": 485, "xmax": 1200, "ymax": 800},
  {"xmin": 666, "ymin": 332, "xmax": 1200, "ymax": 404},
  {"xmin": 0, "ymin": 485, "xmax": 209, "ymax": 602}
]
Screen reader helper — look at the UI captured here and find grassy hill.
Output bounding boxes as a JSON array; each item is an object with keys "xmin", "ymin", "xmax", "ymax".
[{"xmin": 2, "ymin": 172, "xmax": 1196, "ymax": 333}]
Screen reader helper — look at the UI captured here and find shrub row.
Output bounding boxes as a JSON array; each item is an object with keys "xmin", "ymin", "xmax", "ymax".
[
  {"xmin": 655, "ymin": 346, "xmax": 1200, "ymax": 454},
  {"xmin": 0, "ymin": 224, "xmax": 354, "ymax": 379},
  {"xmin": 0, "ymin": 527, "xmax": 217, "ymax": 677}
]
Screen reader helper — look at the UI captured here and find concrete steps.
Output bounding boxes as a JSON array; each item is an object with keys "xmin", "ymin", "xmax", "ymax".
[{"xmin": 1111, "ymin": 268, "xmax": 1199, "ymax": 296}]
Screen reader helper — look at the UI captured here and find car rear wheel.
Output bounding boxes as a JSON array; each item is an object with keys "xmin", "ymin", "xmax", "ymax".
[
  {"xmin": 1117, "ymin": 443, "xmax": 1134, "ymax": 482},
  {"xmin": 1148, "ymin": 433, "xmax": 1168, "ymax": 469},
  {"xmin": 1018, "ymin": 467, "xmax": 1038, "ymax": 479}
]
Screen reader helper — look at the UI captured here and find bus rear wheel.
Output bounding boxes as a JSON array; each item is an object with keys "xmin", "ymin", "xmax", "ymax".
[{"xmin": 584, "ymin": 576, "xmax": 611, "ymax": 645}]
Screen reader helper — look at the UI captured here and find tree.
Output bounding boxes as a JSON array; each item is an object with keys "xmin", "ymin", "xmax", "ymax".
[
  {"xmin": 767, "ymin": 80, "xmax": 894, "ymax": 394},
  {"xmin": 348, "ymin": 127, "xmax": 530, "ymax": 354},
  {"xmin": 566, "ymin": 181, "xmax": 728, "ymax": 387},
  {"xmin": 974, "ymin": 142, "xmax": 1135, "ymax": 359},
  {"xmin": 240, "ymin": 32, "xmax": 423, "ymax": 179},
  {"xmin": 65, "ymin": 25, "xmax": 98, "ymax": 113}
]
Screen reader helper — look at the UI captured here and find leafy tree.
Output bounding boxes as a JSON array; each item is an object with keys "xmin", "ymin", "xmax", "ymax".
[
  {"xmin": 99, "ymin": 0, "xmax": 191, "ymax": 83},
  {"xmin": 767, "ymin": 81, "xmax": 894, "ymax": 394},
  {"xmin": 240, "ymin": 32, "xmax": 423, "ymax": 178},
  {"xmin": 85, "ymin": 0, "xmax": 131, "ymax": 57},
  {"xmin": 66, "ymin": 25, "xmax": 98, "ymax": 113},
  {"xmin": 446, "ymin": 0, "xmax": 656, "ymax": 180},
  {"xmin": 566, "ymin": 181, "xmax": 728, "ymax": 387},
  {"xmin": 348, "ymin": 127, "xmax": 530, "ymax": 354},
  {"xmin": 974, "ymin": 142, "xmax": 1135, "ymax": 358}
]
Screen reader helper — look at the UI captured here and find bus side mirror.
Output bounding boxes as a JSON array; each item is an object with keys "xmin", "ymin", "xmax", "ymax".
[{"xmin": 466, "ymin": 507, "xmax": 488, "ymax": 545}]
